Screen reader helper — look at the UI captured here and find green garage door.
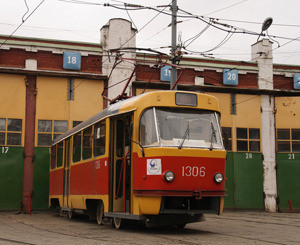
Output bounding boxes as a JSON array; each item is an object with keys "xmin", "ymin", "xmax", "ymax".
[
  {"xmin": 277, "ymin": 153, "xmax": 300, "ymax": 212},
  {"xmin": 225, "ymin": 152, "xmax": 264, "ymax": 209},
  {"xmin": 0, "ymin": 147, "xmax": 23, "ymax": 210}
]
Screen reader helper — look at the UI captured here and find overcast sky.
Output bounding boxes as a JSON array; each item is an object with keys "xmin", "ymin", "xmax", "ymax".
[{"xmin": 1, "ymin": 0, "xmax": 300, "ymax": 65}]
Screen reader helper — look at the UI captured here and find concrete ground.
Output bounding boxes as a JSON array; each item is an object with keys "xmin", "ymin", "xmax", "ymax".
[{"xmin": 0, "ymin": 210, "xmax": 299, "ymax": 245}]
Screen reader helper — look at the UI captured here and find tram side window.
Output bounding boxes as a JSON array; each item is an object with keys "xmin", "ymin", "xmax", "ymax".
[
  {"xmin": 57, "ymin": 141, "xmax": 64, "ymax": 167},
  {"xmin": 73, "ymin": 132, "xmax": 82, "ymax": 162},
  {"xmin": 236, "ymin": 127, "xmax": 260, "ymax": 152},
  {"xmin": 83, "ymin": 127, "xmax": 92, "ymax": 160},
  {"xmin": 94, "ymin": 121, "xmax": 106, "ymax": 156},
  {"xmin": 277, "ymin": 128, "xmax": 300, "ymax": 152},
  {"xmin": 0, "ymin": 118, "xmax": 22, "ymax": 146}
]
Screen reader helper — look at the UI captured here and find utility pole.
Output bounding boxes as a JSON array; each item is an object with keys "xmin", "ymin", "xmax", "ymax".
[{"xmin": 170, "ymin": 0, "xmax": 178, "ymax": 90}]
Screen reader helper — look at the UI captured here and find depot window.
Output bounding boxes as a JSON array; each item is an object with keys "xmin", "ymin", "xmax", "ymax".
[
  {"xmin": 236, "ymin": 127, "xmax": 260, "ymax": 152},
  {"xmin": 38, "ymin": 120, "xmax": 68, "ymax": 146},
  {"xmin": 0, "ymin": 118, "xmax": 22, "ymax": 146},
  {"xmin": 277, "ymin": 128, "xmax": 300, "ymax": 153},
  {"xmin": 222, "ymin": 127, "xmax": 232, "ymax": 151}
]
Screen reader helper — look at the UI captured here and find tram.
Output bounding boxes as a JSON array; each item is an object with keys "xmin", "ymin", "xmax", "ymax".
[{"xmin": 49, "ymin": 90, "xmax": 226, "ymax": 228}]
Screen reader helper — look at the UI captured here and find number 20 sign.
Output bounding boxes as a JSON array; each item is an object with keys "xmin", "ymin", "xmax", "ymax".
[
  {"xmin": 63, "ymin": 52, "xmax": 81, "ymax": 70},
  {"xmin": 223, "ymin": 69, "xmax": 238, "ymax": 85}
]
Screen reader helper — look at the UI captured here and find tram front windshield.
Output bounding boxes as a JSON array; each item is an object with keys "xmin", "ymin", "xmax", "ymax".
[{"xmin": 139, "ymin": 107, "xmax": 223, "ymax": 149}]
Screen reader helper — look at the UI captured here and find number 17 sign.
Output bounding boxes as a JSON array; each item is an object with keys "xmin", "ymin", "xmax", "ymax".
[{"xmin": 223, "ymin": 69, "xmax": 238, "ymax": 85}]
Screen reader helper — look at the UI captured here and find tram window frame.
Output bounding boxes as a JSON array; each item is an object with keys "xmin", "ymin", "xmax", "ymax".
[
  {"xmin": 82, "ymin": 127, "xmax": 93, "ymax": 160},
  {"xmin": 57, "ymin": 141, "xmax": 64, "ymax": 167},
  {"xmin": 277, "ymin": 128, "xmax": 300, "ymax": 153},
  {"xmin": 116, "ymin": 120, "xmax": 124, "ymax": 157},
  {"xmin": 94, "ymin": 121, "xmax": 106, "ymax": 157},
  {"xmin": 0, "ymin": 118, "xmax": 22, "ymax": 146},
  {"xmin": 222, "ymin": 127, "xmax": 232, "ymax": 151},
  {"xmin": 37, "ymin": 120, "xmax": 68, "ymax": 146},
  {"xmin": 73, "ymin": 132, "xmax": 82, "ymax": 163},
  {"xmin": 236, "ymin": 127, "xmax": 261, "ymax": 152},
  {"xmin": 50, "ymin": 145, "xmax": 56, "ymax": 170}
]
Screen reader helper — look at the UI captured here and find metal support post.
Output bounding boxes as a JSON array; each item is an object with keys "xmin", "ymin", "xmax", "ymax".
[{"xmin": 170, "ymin": 0, "xmax": 178, "ymax": 90}]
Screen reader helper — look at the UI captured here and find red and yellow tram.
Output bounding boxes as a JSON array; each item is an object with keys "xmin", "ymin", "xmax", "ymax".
[{"xmin": 49, "ymin": 90, "xmax": 226, "ymax": 228}]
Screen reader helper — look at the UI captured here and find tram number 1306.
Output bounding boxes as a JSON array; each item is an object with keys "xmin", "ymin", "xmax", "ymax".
[{"xmin": 182, "ymin": 166, "xmax": 205, "ymax": 177}]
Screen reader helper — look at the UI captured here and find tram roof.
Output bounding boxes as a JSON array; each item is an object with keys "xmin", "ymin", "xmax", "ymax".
[{"xmin": 52, "ymin": 90, "xmax": 220, "ymax": 146}]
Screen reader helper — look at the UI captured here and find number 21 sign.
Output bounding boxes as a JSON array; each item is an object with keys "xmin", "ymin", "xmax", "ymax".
[{"xmin": 223, "ymin": 69, "xmax": 238, "ymax": 85}]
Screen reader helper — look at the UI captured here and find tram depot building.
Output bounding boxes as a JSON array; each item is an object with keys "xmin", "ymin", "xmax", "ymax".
[{"xmin": 0, "ymin": 19, "xmax": 300, "ymax": 213}]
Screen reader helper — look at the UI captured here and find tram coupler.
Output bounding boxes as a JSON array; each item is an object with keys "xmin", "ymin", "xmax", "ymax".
[{"xmin": 193, "ymin": 189, "xmax": 202, "ymax": 199}]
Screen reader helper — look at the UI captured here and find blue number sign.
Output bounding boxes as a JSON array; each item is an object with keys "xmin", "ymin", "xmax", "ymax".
[
  {"xmin": 223, "ymin": 69, "xmax": 238, "ymax": 85},
  {"xmin": 294, "ymin": 74, "xmax": 300, "ymax": 89},
  {"xmin": 160, "ymin": 66, "xmax": 172, "ymax": 81},
  {"xmin": 63, "ymin": 52, "xmax": 81, "ymax": 70}
]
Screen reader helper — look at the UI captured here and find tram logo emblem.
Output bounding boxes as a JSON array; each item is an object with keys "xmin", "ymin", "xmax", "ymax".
[{"xmin": 147, "ymin": 159, "xmax": 162, "ymax": 175}]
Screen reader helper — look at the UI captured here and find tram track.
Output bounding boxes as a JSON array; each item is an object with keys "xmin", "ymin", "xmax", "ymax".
[
  {"xmin": 153, "ymin": 228, "xmax": 289, "ymax": 245},
  {"xmin": 1, "ymin": 212, "xmax": 299, "ymax": 245},
  {"xmin": 205, "ymin": 230, "xmax": 289, "ymax": 245},
  {"xmin": 208, "ymin": 214, "xmax": 300, "ymax": 228},
  {"xmin": 0, "ymin": 237, "xmax": 36, "ymax": 245},
  {"xmin": 2, "ymin": 214, "xmax": 115, "ymax": 245}
]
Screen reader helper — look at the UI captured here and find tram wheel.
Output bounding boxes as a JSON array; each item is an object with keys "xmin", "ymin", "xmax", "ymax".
[
  {"xmin": 67, "ymin": 210, "xmax": 75, "ymax": 219},
  {"xmin": 176, "ymin": 223, "xmax": 187, "ymax": 229},
  {"xmin": 59, "ymin": 208, "xmax": 64, "ymax": 217},
  {"xmin": 113, "ymin": 217, "xmax": 123, "ymax": 229},
  {"xmin": 96, "ymin": 201, "xmax": 104, "ymax": 225}
]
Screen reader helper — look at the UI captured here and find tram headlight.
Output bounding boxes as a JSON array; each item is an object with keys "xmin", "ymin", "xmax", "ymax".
[
  {"xmin": 214, "ymin": 173, "xmax": 224, "ymax": 183},
  {"xmin": 164, "ymin": 171, "xmax": 175, "ymax": 182}
]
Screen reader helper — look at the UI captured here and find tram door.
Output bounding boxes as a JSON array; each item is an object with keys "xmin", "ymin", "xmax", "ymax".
[
  {"xmin": 63, "ymin": 139, "xmax": 71, "ymax": 207},
  {"xmin": 109, "ymin": 114, "xmax": 132, "ymax": 213}
]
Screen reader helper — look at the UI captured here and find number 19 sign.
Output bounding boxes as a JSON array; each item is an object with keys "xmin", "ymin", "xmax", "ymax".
[
  {"xmin": 160, "ymin": 66, "xmax": 172, "ymax": 82},
  {"xmin": 63, "ymin": 52, "xmax": 81, "ymax": 70},
  {"xmin": 223, "ymin": 69, "xmax": 238, "ymax": 85}
]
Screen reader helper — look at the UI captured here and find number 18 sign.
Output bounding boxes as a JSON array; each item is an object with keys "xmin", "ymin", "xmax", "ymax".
[
  {"xmin": 63, "ymin": 52, "xmax": 81, "ymax": 70},
  {"xmin": 223, "ymin": 69, "xmax": 238, "ymax": 85}
]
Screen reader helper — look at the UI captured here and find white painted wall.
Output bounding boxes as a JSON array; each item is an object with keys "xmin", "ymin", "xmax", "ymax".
[
  {"xmin": 101, "ymin": 18, "xmax": 137, "ymax": 100},
  {"xmin": 252, "ymin": 39, "xmax": 277, "ymax": 212}
]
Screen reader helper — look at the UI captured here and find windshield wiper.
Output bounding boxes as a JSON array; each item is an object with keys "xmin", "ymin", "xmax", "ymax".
[
  {"xmin": 210, "ymin": 122, "xmax": 217, "ymax": 151},
  {"xmin": 178, "ymin": 123, "xmax": 189, "ymax": 150}
]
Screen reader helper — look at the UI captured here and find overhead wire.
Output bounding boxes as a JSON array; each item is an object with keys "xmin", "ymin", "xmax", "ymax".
[
  {"xmin": 57, "ymin": 0, "xmax": 300, "ymax": 92},
  {"xmin": 183, "ymin": 20, "xmax": 212, "ymax": 48},
  {"xmin": 124, "ymin": 3, "xmax": 138, "ymax": 30},
  {"xmin": 183, "ymin": 27, "xmax": 236, "ymax": 55},
  {"xmin": 0, "ymin": 0, "xmax": 46, "ymax": 48},
  {"xmin": 22, "ymin": 0, "xmax": 30, "ymax": 22},
  {"xmin": 203, "ymin": 0, "xmax": 248, "ymax": 16},
  {"xmin": 71, "ymin": 1, "xmax": 172, "ymax": 95},
  {"xmin": 3, "ymin": 0, "xmax": 298, "ymax": 92}
]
